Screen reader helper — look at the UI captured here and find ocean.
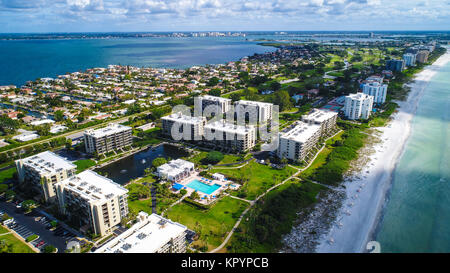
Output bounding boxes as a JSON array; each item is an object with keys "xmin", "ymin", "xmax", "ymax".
[
  {"xmin": 0, "ymin": 36, "xmax": 275, "ymax": 86},
  {"xmin": 375, "ymin": 52, "xmax": 450, "ymax": 252}
]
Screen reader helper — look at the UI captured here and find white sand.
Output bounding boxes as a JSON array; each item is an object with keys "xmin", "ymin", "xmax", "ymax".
[{"xmin": 315, "ymin": 51, "xmax": 450, "ymax": 253}]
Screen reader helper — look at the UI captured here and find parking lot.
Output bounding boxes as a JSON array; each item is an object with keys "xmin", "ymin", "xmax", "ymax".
[{"xmin": 1, "ymin": 200, "xmax": 82, "ymax": 252}]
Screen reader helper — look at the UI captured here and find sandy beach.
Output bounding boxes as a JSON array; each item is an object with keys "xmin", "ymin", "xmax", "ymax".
[{"xmin": 281, "ymin": 50, "xmax": 450, "ymax": 253}]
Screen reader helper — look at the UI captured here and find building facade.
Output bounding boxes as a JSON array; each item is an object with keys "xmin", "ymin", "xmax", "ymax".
[
  {"xmin": 361, "ymin": 76, "xmax": 388, "ymax": 104},
  {"xmin": 161, "ymin": 113, "xmax": 206, "ymax": 141},
  {"xmin": 15, "ymin": 151, "xmax": 77, "ymax": 202},
  {"xmin": 302, "ymin": 109, "xmax": 338, "ymax": 137},
  {"xmin": 204, "ymin": 121, "xmax": 256, "ymax": 152},
  {"xmin": 277, "ymin": 121, "xmax": 321, "ymax": 162},
  {"xmin": 386, "ymin": 59, "xmax": 406, "ymax": 72},
  {"xmin": 194, "ymin": 95, "xmax": 232, "ymax": 117},
  {"xmin": 234, "ymin": 100, "xmax": 273, "ymax": 125},
  {"xmin": 343, "ymin": 93, "xmax": 374, "ymax": 120},
  {"xmin": 55, "ymin": 170, "xmax": 129, "ymax": 237},
  {"xmin": 94, "ymin": 212, "xmax": 187, "ymax": 253},
  {"xmin": 416, "ymin": 51, "xmax": 429, "ymax": 63},
  {"xmin": 403, "ymin": 53, "xmax": 417, "ymax": 66},
  {"xmin": 84, "ymin": 123, "xmax": 132, "ymax": 154}
]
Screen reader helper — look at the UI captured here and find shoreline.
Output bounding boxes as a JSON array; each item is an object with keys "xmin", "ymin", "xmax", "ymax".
[
  {"xmin": 315, "ymin": 50, "xmax": 450, "ymax": 253},
  {"xmin": 281, "ymin": 49, "xmax": 450, "ymax": 253}
]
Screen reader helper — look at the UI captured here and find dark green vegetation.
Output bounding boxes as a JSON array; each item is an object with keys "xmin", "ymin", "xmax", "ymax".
[
  {"xmin": 311, "ymin": 126, "xmax": 367, "ymax": 185},
  {"xmin": 227, "ymin": 181, "xmax": 323, "ymax": 252}
]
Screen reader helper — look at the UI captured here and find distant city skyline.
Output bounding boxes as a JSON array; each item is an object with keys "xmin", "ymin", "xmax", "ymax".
[{"xmin": 0, "ymin": 0, "xmax": 449, "ymax": 33}]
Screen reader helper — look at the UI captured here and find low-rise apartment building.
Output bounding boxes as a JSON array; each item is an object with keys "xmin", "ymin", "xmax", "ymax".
[
  {"xmin": 84, "ymin": 123, "xmax": 132, "ymax": 154},
  {"xmin": 94, "ymin": 212, "xmax": 187, "ymax": 253},
  {"xmin": 204, "ymin": 121, "xmax": 256, "ymax": 152},
  {"xmin": 15, "ymin": 151, "xmax": 77, "ymax": 202},
  {"xmin": 55, "ymin": 170, "xmax": 129, "ymax": 237},
  {"xmin": 161, "ymin": 112, "xmax": 206, "ymax": 141},
  {"xmin": 157, "ymin": 159, "xmax": 195, "ymax": 182},
  {"xmin": 277, "ymin": 121, "xmax": 321, "ymax": 162},
  {"xmin": 302, "ymin": 109, "xmax": 338, "ymax": 137},
  {"xmin": 343, "ymin": 93, "xmax": 374, "ymax": 120}
]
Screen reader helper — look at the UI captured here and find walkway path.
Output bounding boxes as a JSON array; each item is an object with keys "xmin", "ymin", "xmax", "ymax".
[
  {"xmin": 209, "ymin": 130, "xmax": 343, "ymax": 253},
  {"xmin": 161, "ymin": 193, "xmax": 189, "ymax": 217}
]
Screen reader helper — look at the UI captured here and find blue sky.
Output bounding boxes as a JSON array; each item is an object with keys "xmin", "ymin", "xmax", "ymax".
[{"xmin": 0, "ymin": 0, "xmax": 449, "ymax": 33}]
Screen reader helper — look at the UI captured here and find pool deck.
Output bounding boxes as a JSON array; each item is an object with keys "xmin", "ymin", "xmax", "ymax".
[{"xmin": 172, "ymin": 172, "xmax": 240, "ymax": 205}]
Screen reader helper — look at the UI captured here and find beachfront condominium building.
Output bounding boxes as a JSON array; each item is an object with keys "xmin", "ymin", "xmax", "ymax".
[
  {"xmin": 234, "ymin": 100, "xmax": 273, "ymax": 125},
  {"xmin": 277, "ymin": 121, "xmax": 321, "ymax": 162},
  {"xmin": 302, "ymin": 109, "xmax": 338, "ymax": 137},
  {"xmin": 15, "ymin": 151, "xmax": 77, "ymax": 203},
  {"xmin": 343, "ymin": 93, "xmax": 374, "ymax": 120},
  {"xmin": 94, "ymin": 212, "xmax": 187, "ymax": 253},
  {"xmin": 361, "ymin": 76, "xmax": 388, "ymax": 104},
  {"xmin": 55, "ymin": 170, "xmax": 129, "ymax": 237},
  {"xmin": 84, "ymin": 123, "xmax": 132, "ymax": 154},
  {"xmin": 386, "ymin": 59, "xmax": 406, "ymax": 72},
  {"xmin": 403, "ymin": 53, "xmax": 417, "ymax": 67},
  {"xmin": 416, "ymin": 51, "xmax": 429, "ymax": 64},
  {"xmin": 194, "ymin": 95, "xmax": 232, "ymax": 117},
  {"xmin": 161, "ymin": 112, "xmax": 206, "ymax": 141},
  {"xmin": 156, "ymin": 159, "xmax": 195, "ymax": 182},
  {"xmin": 204, "ymin": 120, "xmax": 256, "ymax": 152}
]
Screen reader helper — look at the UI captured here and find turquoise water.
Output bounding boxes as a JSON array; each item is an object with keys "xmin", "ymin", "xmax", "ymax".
[
  {"xmin": 0, "ymin": 37, "xmax": 275, "ymax": 86},
  {"xmin": 375, "ymin": 53, "xmax": 450, "ymax": 252},
  {"xmin": 187, "ymin": 179, "xmax": 221, "ymax": 195}
]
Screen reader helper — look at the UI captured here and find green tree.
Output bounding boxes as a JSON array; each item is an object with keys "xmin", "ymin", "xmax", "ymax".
[
  {"xmin": 152, "ymin": 157, "xmax": 167, "ymax": 168},
  {"xmin": 202, "ymin": 151, "xmax": 224, "ymax": 164},
  {"xmin": 271, "ymin": 90, "xmax": 293, "ymax": 112},
  {"xmin": 54, "ymin": 110, "xmax": 65, "ymax": 122}
]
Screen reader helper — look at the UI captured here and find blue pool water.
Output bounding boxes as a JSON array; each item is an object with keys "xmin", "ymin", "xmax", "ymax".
[{"xmin": 187, "ymin": 179, "xmax": 221, "ymax": 195}]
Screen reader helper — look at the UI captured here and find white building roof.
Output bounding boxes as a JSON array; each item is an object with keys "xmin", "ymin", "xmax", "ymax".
[
  {"xmin": 200, "ymin": 95, "xmax": 231, "ymax": 103},
  {"xmin": 303, "ymin": 109, "xmax": 338, "ymax": 123},
  {"xmin": 94, "ymin": 212, "xmax": 187, "ymax": 253},
  {"xmin": 84, "ymin": 123, "xmax": 131, "ymax": 138},
  {"xmin": 157, "ymin": 159, "xmax": 194, "ymax": 179},
  {"xmin": 19, "ymin": 151, "xmax": 76, "ymax": 175},
  {"xmin": 204, "ymin": 121, "xmax": 255, "ymax": 135},
  {"xmin": 60, "ymin": 170, "xmax": 127, "ymax": 202},
  {"xmin": 280, "ymin": 122, "xmax": 321, "ymax": 143},
  {"xmin": 346, "ymin": 92, "xmax": 372, "ymax": 101},
  {"xmin": 162, "ymin": 112, "xmax": 205, "ymax": 125},
  {"xmin": 30, "ymin": 119, "xmax": 55, "ymax": 126},
  {"xmin": 236, "ymin": 100, "xmax": 273, "ymax": 107}
]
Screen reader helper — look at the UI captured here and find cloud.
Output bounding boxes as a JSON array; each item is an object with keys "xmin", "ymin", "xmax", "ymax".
[{"xmin": 0, "ymin": 0, "xmax": 449, "ymax": 31}]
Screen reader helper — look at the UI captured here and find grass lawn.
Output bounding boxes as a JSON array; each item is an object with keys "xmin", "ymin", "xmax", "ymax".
[
  {"xmin": 0, "ymin": 225, "xmax": 35, "ymax": 253},
  {"xmin": 212, "ymin": 161, "xmax": 297, "ymax": 200},
  {"xmin": 0, "ymin": 167, "xmax": 16, "ymax": 184},
  {"xmin": 74, "ymin": 159, "xmax": 96, "ymax": 173},
  {"xmin": 128, "ymin": 198, "xmax": 153, "ymax": 215},
  {"xmin": 166, "ymin": 196, "xmax": 249, "ymax": 251}
]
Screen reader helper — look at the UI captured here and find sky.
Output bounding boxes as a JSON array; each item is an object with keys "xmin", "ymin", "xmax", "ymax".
[{"xmin": 0, "ymin": 0, "xmax": 449, "ymax": 33}]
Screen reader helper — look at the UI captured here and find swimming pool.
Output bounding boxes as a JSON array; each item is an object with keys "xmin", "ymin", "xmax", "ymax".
[{"xmin": 186, "ymin": 179, "xmax": 221, "ymax": 195}]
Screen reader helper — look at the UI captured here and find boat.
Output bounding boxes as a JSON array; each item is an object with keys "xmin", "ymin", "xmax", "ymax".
[{"xmin": 120, "ymin": 169, "xmax": 127, "ymax": 174}]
